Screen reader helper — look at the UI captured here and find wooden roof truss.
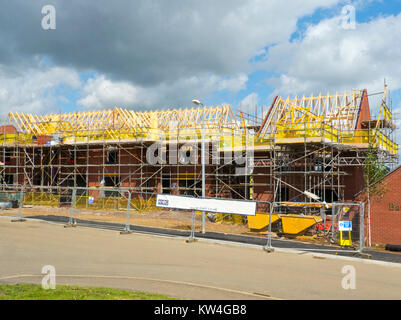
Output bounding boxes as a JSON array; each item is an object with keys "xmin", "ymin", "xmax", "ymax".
[
  {"xmin": 6, "ymin": 105, "xmax": 238, "ymax": 136},
  {"xmin": 259, "ymin": 91, "xmax": 363, "ymax": 136}
]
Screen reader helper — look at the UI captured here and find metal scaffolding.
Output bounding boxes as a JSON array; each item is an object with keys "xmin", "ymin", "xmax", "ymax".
[{"xmin": 0, "ymin": 88, "xmax": 398, "ymax": 215}]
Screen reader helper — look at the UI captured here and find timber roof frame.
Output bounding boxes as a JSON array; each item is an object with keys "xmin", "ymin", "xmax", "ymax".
[{"xmin": 5, "ymin": 105, "xmax": 239, "ymax": 136}]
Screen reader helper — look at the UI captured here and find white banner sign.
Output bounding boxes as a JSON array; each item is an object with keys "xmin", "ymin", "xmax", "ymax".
[{"xmin": 156, "ymin": 194, "xmax": 257, "ymax": 216}]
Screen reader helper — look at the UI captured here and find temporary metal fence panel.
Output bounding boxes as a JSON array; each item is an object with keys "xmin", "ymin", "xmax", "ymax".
[{"xmin": 0, "ymin": 184, "xmax": 366, "ymax": 256}]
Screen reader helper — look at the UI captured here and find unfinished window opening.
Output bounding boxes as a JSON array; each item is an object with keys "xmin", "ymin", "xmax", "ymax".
[
  {"xmin": 104, "ymin": 176, "xmax": 120, "ymax": 197},
  {"xmin": 3, "ymin": 151, "xmax": 12, "ymax": 165},
  {"xmin": 179, "ymin": 179, "xmax": 201, "ymax": 196},
  {"xmin": 230, "ymin": 174, "xmax": 252, "ymax": 200},
  {"xmin": 315, "ymin": 189, "xmax": 339, "ymax": 206},
  {"xmin": 162, "ymin": 173, "xmax": 171, "ymax": 194},
  {"xmin": 107, "ymin": 150, "xmax": 118, "ymax": 164},
  {"xmin": 279, "ymin": 187, "xmax": 289, "ymax": 202},
  {"xmin": 75, "ymin": 175, "xmax": 87, "ymax": 195},
  {"xmin": 1, "ymin": 174, "xmax": 14, "ymax": 185},
  {"xmin": 145, "ymin": 178, "xmax": 155, "ymax": 194},
  {"xmin": 33, "ymin": 176, "xmax": 42, "ymax": 186}
]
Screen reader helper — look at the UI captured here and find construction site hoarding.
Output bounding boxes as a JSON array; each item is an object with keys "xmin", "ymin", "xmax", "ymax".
[{"xmin": 156, "ymin": 194, "xmax": 257, "ymax": 216}]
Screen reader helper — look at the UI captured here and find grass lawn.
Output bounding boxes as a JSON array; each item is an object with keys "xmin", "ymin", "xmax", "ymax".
[{"xmin": 0, "ymin": 284, "xmax": 179, "ymax": 300}]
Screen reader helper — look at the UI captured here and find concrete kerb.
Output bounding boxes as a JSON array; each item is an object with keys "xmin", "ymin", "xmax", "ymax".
[{"xmin": 1, "ymin": 214, "xmax": 400, "ymax": 269}]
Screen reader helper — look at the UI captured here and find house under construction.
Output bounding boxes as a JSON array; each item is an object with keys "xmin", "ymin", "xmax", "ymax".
[{"xmin": 0, "ymin": 87, "xmax": 398, "ymax": 217}]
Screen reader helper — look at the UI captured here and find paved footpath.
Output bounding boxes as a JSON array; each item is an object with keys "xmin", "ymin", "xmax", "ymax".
[{"xmin": 1, "ymin": 217, "xmax": 401, "ymax": 299}]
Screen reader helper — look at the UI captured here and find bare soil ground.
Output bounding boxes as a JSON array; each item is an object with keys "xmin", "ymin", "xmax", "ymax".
[{"xmin": 0, "ymin": 206, "xmax": 256, "ymax": 236}]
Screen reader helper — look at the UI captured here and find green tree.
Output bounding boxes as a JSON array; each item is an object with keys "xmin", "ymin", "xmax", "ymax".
[
  {"xmin": 363, "ymin": 145, "xmax": 389, "ymax": 197},
  {"xmin": 363, "ymin": 144, "xmax": 389, "ymax": 247}
]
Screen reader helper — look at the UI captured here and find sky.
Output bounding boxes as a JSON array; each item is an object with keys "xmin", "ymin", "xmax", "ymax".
[{"xmin": 0, "ymin": 0, "xmax": 401, "ymax": 140}]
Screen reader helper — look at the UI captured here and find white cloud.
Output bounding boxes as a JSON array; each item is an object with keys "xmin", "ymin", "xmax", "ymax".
[
  {"xmin": 77, "ymin": 73, "xmax": 249, "ymax": 109},
  {"xmin": 266, "ymin": 12, "xmax": 401, "ymax": 102},
  {"xmin": 77, "ymin": 76, "xmax": 139, "ymax": 109},
  {"xmin": 217, "ymin": 74, "xmax": 248, "ymax": 92},
  {"xmin": 239, "ymin": 93, "xmax": 259, "ymax": 113},
  {"xmin": 0, "ymin": 66, "xmax": 81, "ymax": 118}
]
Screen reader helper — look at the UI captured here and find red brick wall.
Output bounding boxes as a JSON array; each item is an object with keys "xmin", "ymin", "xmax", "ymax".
[
  {"xmin": 0, "ymin": 125, "xmax": 18, "ymax": 134},
  {"xmin": 356, "ymin": 89, "xmax": 371, "ymax": 130},
  {"xmin": 343, "ymin": 166, "xmax": 365, "ymax": 200},
  {"xmin": 357, "ymin": 166, "xmax": 401, "ymax": 245}
]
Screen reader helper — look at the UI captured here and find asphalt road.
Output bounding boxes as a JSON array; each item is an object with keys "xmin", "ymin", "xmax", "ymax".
[{"xmin": 1, "ymin": 217, "xmax": 401, "ymax": 299}]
